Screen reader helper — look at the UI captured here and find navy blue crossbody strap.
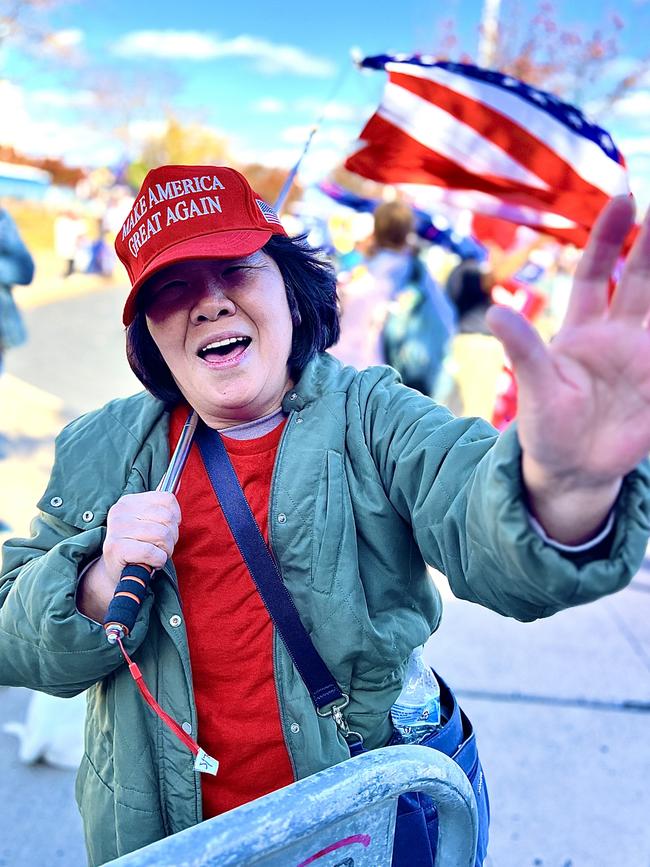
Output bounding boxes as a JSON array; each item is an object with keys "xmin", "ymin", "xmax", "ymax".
[{"xmin": 195, "ymin": 422, "xmax": 346, "ymax": 715}]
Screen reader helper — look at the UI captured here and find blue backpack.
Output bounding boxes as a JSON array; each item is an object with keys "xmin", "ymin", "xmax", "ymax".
[{"xmin": 382, "ymin": 255, "xmax": 456, "ymax": 395}]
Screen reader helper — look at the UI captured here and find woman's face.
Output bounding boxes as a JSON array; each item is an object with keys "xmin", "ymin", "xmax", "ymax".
[{"xmin": 144, "ymin": 251, "xmax": 294, "ymax": 428}]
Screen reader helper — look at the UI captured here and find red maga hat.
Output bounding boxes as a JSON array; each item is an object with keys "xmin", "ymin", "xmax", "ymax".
[{"xmin": 116, "ymin": 165, "xmax": 288, "ymax": 325}]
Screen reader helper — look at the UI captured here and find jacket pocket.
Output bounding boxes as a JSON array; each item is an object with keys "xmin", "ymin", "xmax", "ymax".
[
  {"xmin": 76, "ymin": 752, "xmax": 167, "ymax": 865},
  {"xmin": 114, "ymin": 788, "xmax": 167, "ymax": 860},
  {"xmin": 310, "ymin": 450, "xmax": 345, "ymax": 595},
  {"xmin": 76, "ymin": 753, "xmax": 118, "ymax": 866}
]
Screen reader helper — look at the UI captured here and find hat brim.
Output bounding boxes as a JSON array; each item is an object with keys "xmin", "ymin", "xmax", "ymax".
[{"xmin": 122, "ymin": 228, "xmax": 273, "ymax": 326}]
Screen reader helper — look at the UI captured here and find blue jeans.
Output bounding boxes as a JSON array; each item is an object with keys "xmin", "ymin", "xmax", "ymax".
[{"xmin": 390, "ymin": 674, "xmax": 490, "ymax": 867}]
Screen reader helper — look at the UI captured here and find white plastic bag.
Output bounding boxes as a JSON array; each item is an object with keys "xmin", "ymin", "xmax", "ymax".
[{"xmin": 3, "ymin": 690, "xmax": 85, "ymax": 769}]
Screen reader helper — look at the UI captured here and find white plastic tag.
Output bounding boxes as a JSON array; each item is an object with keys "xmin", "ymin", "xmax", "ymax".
[{"xmin": 194, "ymin": 748, "xmax": 219, "ymax": 776}]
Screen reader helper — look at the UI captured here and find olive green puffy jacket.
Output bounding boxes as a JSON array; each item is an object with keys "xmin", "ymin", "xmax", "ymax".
[{"xmin": 1, "ymin": 353, "xmax": 649, "ymax": 865}]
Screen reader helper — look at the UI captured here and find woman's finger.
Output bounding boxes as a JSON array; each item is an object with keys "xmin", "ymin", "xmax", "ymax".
[
  {"xmin": 115, "ymin": 491, "xmax": 181, "ymax": 525},
  {"xmin": 103, "ymin": 538, "xmax": 170, "ymax": 574},
  {"xmin": 110, "ymin": 519, "xmax": 178, "ymax": 557},
  {"xmin": 486, "ymin": 305, "xmax": 552, "ymax": 391},
  {"xmin": 608, "ymin": 206, "xmax": 650, "ymax": 322},
  {"xmin": 563, "ymin": 196, "xmax": 636, "ymax": 328}
]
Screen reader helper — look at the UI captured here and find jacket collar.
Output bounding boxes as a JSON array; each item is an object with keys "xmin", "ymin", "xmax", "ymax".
[{"xmin": 280, "ymin": 352, "xmax": 355, "ymax": 413}]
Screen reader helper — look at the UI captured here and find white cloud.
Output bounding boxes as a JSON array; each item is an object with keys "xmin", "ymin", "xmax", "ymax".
[
  {"xmin": 252, "ymin": 97, "xmax": 286, "ymax": 114},
  {"xmin": 294, "ymin": 99, "xmax": 365, "ymax": 122},
  {"xmin": 297, "ymin": 146, "xmax": 347, "ymax": 185},
  {"xmin": 280, "ymin": 124, "xmax": 353, "ymax": 149},
  {"xmin": 597, "ymin": 56, "xmax": 641, "ymax": 85},
  {"xmin": 618, "ymin": 134, "xmax": 650, "ymax": 157},
  {"xmin": 235, "ymin": 140, "xmax": 345, "ymax": 186},
  {"xmin": 280, "ymin": 124, "xmax": 320, "ymax": 145},
  {"xmin": 237, "ymin": 145, "xmax": 297, "ymax": 169},
  {"xmin": 126, "ymin": 119, "xmax": 170, "ymax": 143},
  {"xmin": 111, "ymin": 30, "xmax": 335, "ymax": 77},
  {"xmin": 609, "ymin": 89, "xmax": 650, "ymax": 120},
  {"xmin": 0, "ymin": 81, "xmax": 119, "ymax": 167},
  {"xmin": 251, "ymin": 97, "xmax": 372, "ymax": 123},
  {"xmin": 38, "ymin": 28, "xmax": 86, "ymax": 61},
  {"xmin": 29, "ymin": 88, "xmax": 96, "ymax": 108},
  {"xmin": 112, "ymin": 31, "xmax": 220, "ymax": 60},
  {"xmin": 0, "ymin": 82, "xmax": 31, "ymax": 144},
  {"xmin": 47, "ymin": 28, "xmax": 84, "ymax": 49}
]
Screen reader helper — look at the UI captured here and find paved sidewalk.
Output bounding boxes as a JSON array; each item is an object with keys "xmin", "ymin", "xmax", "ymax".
[
  {"xmin": 427, "ymin": 569, "xmax": 650, "ymax": 866},
  {"xmin": 0, "ymin": 687, "xmax": 87, "ymax": 867}
]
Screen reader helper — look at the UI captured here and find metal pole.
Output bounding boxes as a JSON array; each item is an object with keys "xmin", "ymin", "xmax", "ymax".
[
  {"xmin": 478, "ymin": 0, "xmax": 502, "ymax": 68},
  {"xmin": 274, "ymin": 56, "xmax": 353, "ymax": 212}
]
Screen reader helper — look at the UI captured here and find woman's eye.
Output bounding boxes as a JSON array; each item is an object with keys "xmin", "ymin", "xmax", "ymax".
[
  {"xmin": 152, "ymin": 280, "xmax": 185, "ymax": 294},
  {"xmin": 146, "ymin": 281, "xmax": 186, "ymax": 308}
]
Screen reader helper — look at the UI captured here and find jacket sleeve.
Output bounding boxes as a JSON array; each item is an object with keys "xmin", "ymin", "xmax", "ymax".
[
  {"xmin": 0, "ymin": 429, "xmax": 155, "ymax": 697},
  {"xmin": 359, "ymin": 367, "xmax": 650, "ymax": 621},
  {"xmin": 0, "ymin": 210, "xmax": 35, "ymax": 287}
]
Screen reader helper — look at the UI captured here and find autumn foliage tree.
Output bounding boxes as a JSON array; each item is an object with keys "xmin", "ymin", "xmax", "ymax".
[
  {"xmin": 0, "ymin": 0, "xmax": 77, "ymax": 58},
  {"xmin": 236, "ymin": 163, "xmax": 302, "ymax": 212},
  {"xmin": 0, "ymin": 145, "xmax": 84, "ymax": 185},
  {"xmin": 125, "ymin": 117, "xmax": 231, "ymax": 190},
  {"xmin": 435, "ymin": 1, "xmax": 648, "ymax": 111},
  {"xmin": 125, "ymin": 118, "xmax": 302, "ymax": 210}
]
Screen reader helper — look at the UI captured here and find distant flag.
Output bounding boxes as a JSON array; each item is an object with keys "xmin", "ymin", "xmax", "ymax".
[{"xmin": 345, "ymin": 55, "xmax": 630, "ymax": 246}]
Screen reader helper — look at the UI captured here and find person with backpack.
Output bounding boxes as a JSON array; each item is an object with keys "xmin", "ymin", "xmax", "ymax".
[{"xmin": 333, "ymin": 200, "xmax": 456, "ymax": 396}]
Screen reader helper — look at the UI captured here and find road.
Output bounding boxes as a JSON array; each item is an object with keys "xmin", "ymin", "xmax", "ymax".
[{"xmin": 0, "ymin": 276, "xmax": 649, "ymax": 866}]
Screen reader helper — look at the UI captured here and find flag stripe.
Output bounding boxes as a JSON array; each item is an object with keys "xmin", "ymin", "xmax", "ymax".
[
  {"xmin": 385, "ymin": 72, "xmax": 617, "ymax": 223},
  {"xmin": 347, "ymin": 112, "xmax": 611, "ymax": 229},
  {"xmin": 408, "ymin": 186, "xmax": 590, "ymax": 246},
  {"xmin": 385, "ymin": 62, "xmax": 628, "ymax": 196},
  {"xmin": 380, "ymin": 80, "xmax": 549, "ymax": 190}
]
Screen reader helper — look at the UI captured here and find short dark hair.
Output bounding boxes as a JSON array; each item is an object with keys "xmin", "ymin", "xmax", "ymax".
[
  {"xmin": 373, "ymin": 201, "xmax": 414, "ymax": 250},
  {"xmin": 126, "ymin": 234, "xmax": 340, "ymax": 405}
]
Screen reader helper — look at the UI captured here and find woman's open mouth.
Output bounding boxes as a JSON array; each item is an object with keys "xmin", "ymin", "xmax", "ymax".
[{"xmin": 197, "ymin": 335, "xmax": 252, "ymax": 367}]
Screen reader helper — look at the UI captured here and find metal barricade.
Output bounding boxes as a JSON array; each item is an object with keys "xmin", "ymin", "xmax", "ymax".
[{"xmin": 106, "ymin": 744, "xmax": 478, "ymax": 867}]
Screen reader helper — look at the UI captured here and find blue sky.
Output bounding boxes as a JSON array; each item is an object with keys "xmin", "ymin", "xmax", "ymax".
[{"xmin": 3, "ymin": 0, "xmax": 650, "ymax": 201}]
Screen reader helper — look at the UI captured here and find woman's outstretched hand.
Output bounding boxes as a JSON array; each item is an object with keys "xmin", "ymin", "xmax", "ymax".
[{"xmin": 487, "ymin": 195, "xmax": 650, "ymax": 544}]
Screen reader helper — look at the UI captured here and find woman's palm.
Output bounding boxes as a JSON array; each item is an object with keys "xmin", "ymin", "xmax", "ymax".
[{"xmin": 488, "ymin": 196, "xmax": 650, "ymax": 487}]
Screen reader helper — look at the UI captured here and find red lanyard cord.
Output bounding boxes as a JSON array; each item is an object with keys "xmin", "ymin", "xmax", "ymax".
[{"xmin": 116, "ymin": 637, "xmax": 218, "ymax": 775}]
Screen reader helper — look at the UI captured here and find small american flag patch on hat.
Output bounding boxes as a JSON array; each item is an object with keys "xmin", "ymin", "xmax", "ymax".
[{"xmin": 256, "ymin": 199, "xmax": 282, "ymax": 226}]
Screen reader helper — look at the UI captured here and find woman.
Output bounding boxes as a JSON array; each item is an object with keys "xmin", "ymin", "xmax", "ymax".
[{"xmin": 1, "ymin": 165, "xmax": 649, "ymax": 866}]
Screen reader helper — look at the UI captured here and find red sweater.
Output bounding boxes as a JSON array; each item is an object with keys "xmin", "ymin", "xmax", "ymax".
[{"xmin": 170, "ymin": 406, "xmax": 294, "ymax": 817}]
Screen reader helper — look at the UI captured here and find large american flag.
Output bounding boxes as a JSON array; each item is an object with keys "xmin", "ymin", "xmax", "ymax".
[{"xmin": 345, "ymin": 55, "xmax": 630, "ymax": 246}]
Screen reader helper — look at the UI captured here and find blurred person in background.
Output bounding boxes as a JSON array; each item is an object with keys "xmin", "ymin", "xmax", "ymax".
[
  {"xmin": 0, "ymin": 205, "xmax": 34, "ymax": 530},
  {"xmin": 54, "ymin": 209, "xmax": 85, "ymax": 278},
  {"xmin": 445, "ymin": 255, "xmax": 494, "ymax": 335},
  {"xmin": 87, "ymin": 222, "xmax": 114, "ymax": 278},
  {"xmin": 444, "ymin": 254, "xmax": 504, "ymax": 418},
  {"xmin": 333, "ymin": 200, "xmax": 457, "ymax": 397},
  {"xmin": 1, "ymin": 166, "xmax": 650, "ymax": 867}
]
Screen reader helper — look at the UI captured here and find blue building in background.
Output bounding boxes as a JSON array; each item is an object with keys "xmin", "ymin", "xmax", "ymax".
[{"xmin": 0, "ymin": 161, "xmax": 51, "ymax": 200}]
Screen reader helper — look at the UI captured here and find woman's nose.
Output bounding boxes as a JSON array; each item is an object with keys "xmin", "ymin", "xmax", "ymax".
[{"xmin": 190, "ymin": 279, "xmax": 236, "ymax": 323}]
